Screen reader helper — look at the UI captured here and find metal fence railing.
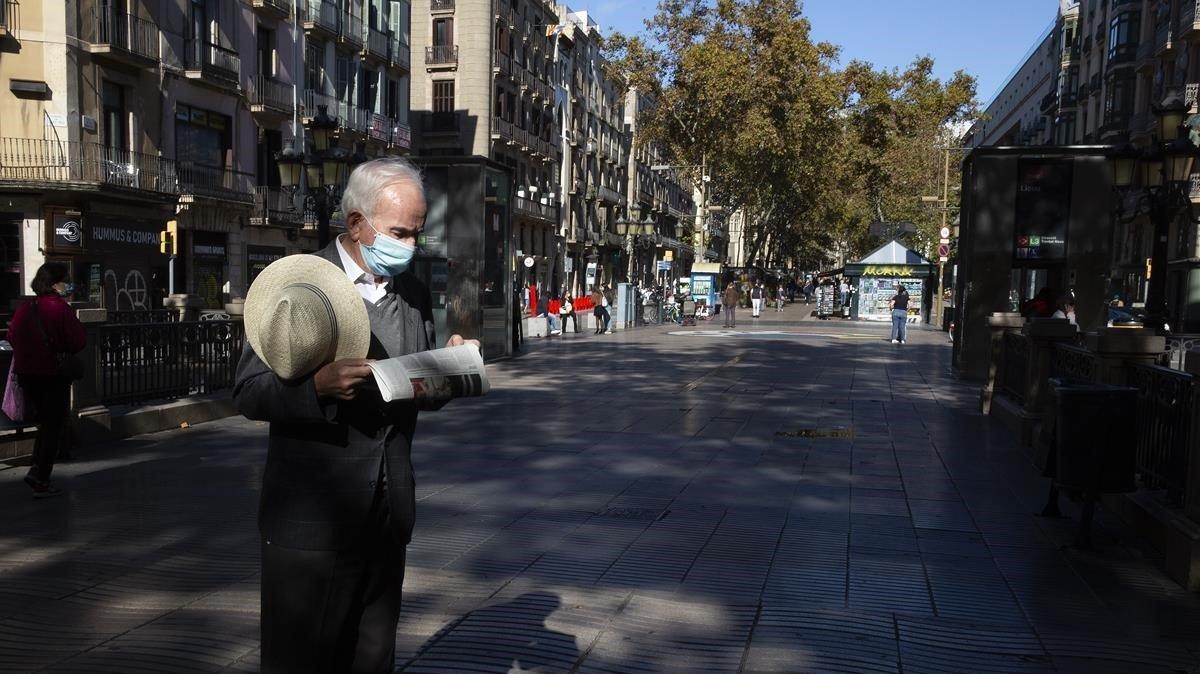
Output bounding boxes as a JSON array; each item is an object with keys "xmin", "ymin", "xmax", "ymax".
[
  {"xmin": 365, "ymin": 25, "xmax": 387, "ymax": 59},
  {"xmin": 93, "ymin": 8, "xmax": 159, "ymax": 61},
  {"xmin": 304, "ymin": 0, "xmax": 337, "ymax": 32},
  {"xmin": 108, "ymin": 310, "xmax": 180, "ymax": 324},
  {"xmin": 0, "ymin": 138, "xmax": 179, "ymax": 194},
  {"xmin": 1052, "ymin": 342, "xmax": 1099, "ymax": 382},
  {"xmin": 0, "ymin": 0, "xmax": 18, "ymax": 35},
  {"xmin": 340, "ymin": 11, "xmax": 362, "ymax": 48},
  {"xmin": 425, "ymin": 45, "xmax": 458, "ymax": 64},
  {"xmin": 1001, "ymin": 332, "xmax": 1029, "ymax": 405},
  {"xmin": 1129, "ymin": 363, "xmax": 1196, "ymax": 504},
  {"xmin": 177, "ymin": 161, "xmax": 254, "ymax": 201},
  {"xmin": 248, "ymin": 75, "xmax": 294, "ymax": 113},
  {"xmin": 95, "ymin": 320, "xmax": 244, "ymax": 406},
  {"xmin": 184, "ymin": 39, "xmax": 240, "ymax": 78}
]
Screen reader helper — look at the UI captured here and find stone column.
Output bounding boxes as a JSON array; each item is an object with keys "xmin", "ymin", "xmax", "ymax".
[
  {"xmin": 981, "ymin": 312, "xmax": 1024, "ymax": 414},
  {"xmin": 72, "ymin": 307, "xmax": 111, "ymax": 443},
  {"xmin": 1085, "ymin": 327, "xmax": 1166, "ymax": 387},
  {"xmin": 1021, "ymin": 318, "xmax": 1080, "ymax": 417}
]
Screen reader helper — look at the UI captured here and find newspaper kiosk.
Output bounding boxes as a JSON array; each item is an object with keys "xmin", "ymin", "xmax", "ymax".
[
  {"xmin": 845, "ymin": 240, "xmax": 934, "ymax": 324},
  {"xmin": 690, "ymin": 263, "xmax": 721, "ymax": 317}
]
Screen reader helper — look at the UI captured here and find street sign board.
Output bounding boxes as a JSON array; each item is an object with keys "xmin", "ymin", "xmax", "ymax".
[
  {"xmin": 939, "ymin": 237, "xmax": 950, "ymax": 245},
  {"xmin": 937, "ymin": 243, "xmax": 950, "ymax": 258},
  {"xmin": 939, "ymin": 256, "xmax": 949, "ymax": 263},
  {"xmin": 657, "ymin": 260, "xmax": 672, "ymax": 271},
  {"xmin": 940, "ymin": 227, "xmax": 951, "ymax": 239}
]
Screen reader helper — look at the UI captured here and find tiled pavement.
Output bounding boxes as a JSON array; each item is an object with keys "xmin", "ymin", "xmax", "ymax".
[{"xmin": 2, "ymin": 304, "xmax": 1199, "ymax": 673}]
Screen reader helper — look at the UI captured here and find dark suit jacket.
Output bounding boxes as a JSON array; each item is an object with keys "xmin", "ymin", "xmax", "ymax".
[{"xmin": 233, "ymin": 242, "xmax": 435, "ymax": 551}]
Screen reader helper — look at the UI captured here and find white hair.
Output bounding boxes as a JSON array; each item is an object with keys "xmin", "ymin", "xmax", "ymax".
[{"xmin": 340, "ymin": 157, "xmax": 425, "ymax": 221}]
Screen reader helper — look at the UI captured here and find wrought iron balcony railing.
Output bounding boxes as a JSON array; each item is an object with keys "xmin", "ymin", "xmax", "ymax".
[
  {"xmin": 90, "ymin": 9, "xmax": 159, "ymax": 63},
  {"xmin": 431, "ymin": 0, "xmax": 455, "ymax": 10},
  {"xmin": 251, "ymin": 0, "xmax": 290, "ymax": 16},
  {"xmin": 387, "ymin": 32, "xmax": 409, "ymax": 71},
  {"xmin": 340, "ymin": 11, "xmax": 363, "ymax": 48},
  {"xmin": 0, "ymin": 0, "xmax": 18, "ymax": 37},
  {"xmin": 364, "ymin": 25, "xmax": 387, "ymax": 60},
  {"xmin": 178, "ymin": 162, "xmax": 254, "ymax": 201},
  {"xmin": 184, "ymin": 39, "xmax": 240, "ymax": 81},
  {"xmin": 303, "ymin": 0, "xmax": 337, "ymax": 34},
  {"xmin": 598, "ymin": 184, "xmax": 621, "ymax": 204},
  {"xmin": 0, "ymin": 138, "xmax": 179, "ymax": 195},
  {"xmin": 252, "ymin": 186, "xmax": 303, "ymax": 227},
  {"xmin": 248, "ymin": 76, "xmax": 294, "ymax": 115},
  {"xmin": 425, "ymin": 45, "xmax": 458, "ymax": 65}
]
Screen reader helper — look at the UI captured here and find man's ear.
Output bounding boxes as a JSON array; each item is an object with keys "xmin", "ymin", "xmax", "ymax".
[{"xmin": 345, "ymin": 212, "xmax": 364, "ymax": 242}]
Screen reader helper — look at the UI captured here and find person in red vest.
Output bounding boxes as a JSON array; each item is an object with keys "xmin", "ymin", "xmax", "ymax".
[{"xmin": 7, "ymin": 263, "xmax": 86, "ymax": 498}]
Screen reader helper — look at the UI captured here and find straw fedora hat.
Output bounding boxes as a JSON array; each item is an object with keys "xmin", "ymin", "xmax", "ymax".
[{"xmin": 244, "ymin": 255, "xmax": 370, "ymax": 380}]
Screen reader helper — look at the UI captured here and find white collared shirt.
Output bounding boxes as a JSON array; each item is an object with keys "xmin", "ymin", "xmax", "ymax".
[{"xmin": 335, "ymin": 235, "xmax": 389, "ymax": 304}]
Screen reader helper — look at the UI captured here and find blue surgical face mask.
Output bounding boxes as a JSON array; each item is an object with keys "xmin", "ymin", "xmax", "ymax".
[
  {"xmin": 359, "ymin": 219, "xmax": 417, "ymax": 277},
  {"xmin": 58, "ymin": 283, "xmax": 75, "ymax": 298}
]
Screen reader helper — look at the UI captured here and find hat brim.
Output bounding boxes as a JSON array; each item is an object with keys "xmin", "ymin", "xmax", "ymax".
[{"xmin": 244, "ymin": 255, "xmax": 371, "ymax": 377}]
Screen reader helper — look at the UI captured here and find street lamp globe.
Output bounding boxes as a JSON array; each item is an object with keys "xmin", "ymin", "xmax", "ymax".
[
  {"xmin": 1109, "ymin": 142, "xmax": 1140, "ymax": 189},
  {"xmin": 1157, "ymin": 93, "xmax": 1188, "ymax": 142},
  {"xmin": 275, "ymin": 147, "xmax": 303, "ymax": 189},
  {"xmin": 310, "ymin": 105, "xmax": 338, "ymax": 152},
  {"xmin": 614, "ymin": 215, "xmax": 630, "ymax": 237},
  {"xmin": 1163, "ymin": 136, "xmax": 1197, "ymax": 184},
  {"xmin": 1141, "ymin": 144, "xmax": 1165, "ymax": 189},
  {"xmin": 304, "ymin": 155, "xmax": 324, "ymax": 189},
  {"xmin": 323, "ymin": 147, "xmax": 350, "ymax": 187},
  {"xmin": 641, "ymin": 215, "xmax": 656, "ymax": 236}
]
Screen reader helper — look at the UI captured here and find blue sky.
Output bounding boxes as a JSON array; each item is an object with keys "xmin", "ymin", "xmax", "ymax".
[{"xmin": 584, "ymin": 0, "xmax": 1055, "ymax": 107}]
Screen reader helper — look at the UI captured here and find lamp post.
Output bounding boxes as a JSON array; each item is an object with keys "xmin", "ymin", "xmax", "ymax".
[
  {"xmin": 275, "ymin": 105, "xmax": 350, "ymax": 249},
  {"xmin": 1107, "ymin": 93, "xmax": 1197, "ymax": 332}
]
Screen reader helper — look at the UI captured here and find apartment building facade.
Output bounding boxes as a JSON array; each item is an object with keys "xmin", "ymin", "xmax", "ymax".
[
  {"xmin": 0, "ymin": 0, "xmax": 411, "ymax": 312},
  {"xmin": 965, "ymin": 0, "xmax": 1200, "ymax": 331}
]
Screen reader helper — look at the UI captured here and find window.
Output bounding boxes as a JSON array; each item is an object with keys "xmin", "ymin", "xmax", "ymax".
[
  {"xmin": 256, "ymin": 26, "xmax": 274, "ymax": 78},
  {"xmin": 360, "ymin": 66, "xmax": 378, "ymax": 112},
  {"xmin": 102, "ymin": 80, "xmax": 126, "ymax": 150},
  {"xmin": 175, "ymin": 104, "xmax": 231, "ymax": 168},
  {"xmin": 1105, "ymin": 74, "xmax": 1135, "ymax": 119},
  {"xmin": 336, "ymin": 55, "xmax": 354, "ymax": 103},
  {"xmin": 1108, "ymin": 12, "xmax": 1139, "ymax": 62},
  {"xmin": 306, "ymin": 40, "xmax": 324, "ymax": 91},
  {"xmin": 386, "ymin": 79, "xmax": 400, "ymax": 119},
  {"xmin": 433, "ymin": 17, "xmax": 453, "ymax": 47},
  {"xmin": 433, "ymin": 80, "xmax": 455, "ymax": 113}
]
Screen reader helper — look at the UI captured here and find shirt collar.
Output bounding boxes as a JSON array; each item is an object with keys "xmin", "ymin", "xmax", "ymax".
[{"xmin": 335, "ymin": 235, "xmax": 378, "ymax": 285}]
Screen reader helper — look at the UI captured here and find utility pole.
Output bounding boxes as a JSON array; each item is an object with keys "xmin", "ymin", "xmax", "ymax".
[{"xmin": 935, "ymin": 148, "xmax": 950, "ymax": 328}]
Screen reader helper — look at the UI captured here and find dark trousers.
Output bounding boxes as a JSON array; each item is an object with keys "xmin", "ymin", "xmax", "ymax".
[
  {"xmin": 20, "ymin": 375, "xmax": 70, "ymax": 482},
  {"xmin": 723, "ymin": 305, "xmax": 736, "ymax": 327},
  {"xmin": 261, "ymin": 493, "xmax": 406, "ymax": 674},
  {"xmin": 561, "ymin": 312, "xmax": 579, "ymax": 333}
]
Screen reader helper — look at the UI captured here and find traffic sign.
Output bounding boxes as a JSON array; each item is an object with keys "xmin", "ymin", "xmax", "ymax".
[
  {"xmin": 939, "ymin": 227, "xmax": 951, "ymax": 239},
  {"xmin": 939, "ymin": 237, "xmax": 950, "ymax": 245},
  {"xmin": 937, "ymin": 243, "xmax": 950, "ymax": 258},
  {"xmin": 657, "ymin": 261, "xmax": 672, "ymax": 271}
]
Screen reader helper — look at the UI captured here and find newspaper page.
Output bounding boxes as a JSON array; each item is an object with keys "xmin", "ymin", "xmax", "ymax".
[{"xmin": 367, "ymin": 344, "xmax": 490, "ymax": 403}]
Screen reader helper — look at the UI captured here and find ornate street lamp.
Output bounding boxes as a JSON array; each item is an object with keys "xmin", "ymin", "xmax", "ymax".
[
  {"xmin": 1107, "ymin": 95, "xmax": 1200, "ymax": 331},
  {"xmin": 275, "ymin": 105, "xmax": 349, "ymax": 248}
]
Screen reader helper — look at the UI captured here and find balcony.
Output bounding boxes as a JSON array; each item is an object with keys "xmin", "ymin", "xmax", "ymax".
[
  {"xmin": 363, "ymin": 25, "xmax": 387, "ymax": 62},
  {"xmin": 251, "ymin": 0, "xmax": 291, "ymax": 19},
  {"xmin": 251, "ymin": 186, "xmax": 303, "ymax": 227},
  {"xmin": 425, "ymin": 45, "xmax": 458, "ymax": 67},
  {"xmin": 1040, "ymin": 91, "xmax": 1058, "ymax": 113},
  {"xmin": 248, "ymin": 76, "xmax": 294, "ymax": 118},
  {"xmin": 302, "ymin": 0, "xmax": 337, "ymax": 38},
  {"xmin": 0, "ymin": 0, "xmax": 17, "ymax": 40},
  {"xmin": 86, "ymin": 9, "xmax": 159, "ymax": 68},
  {"xmin": 339, "ymin": 11, "xmax": 362, "ymax": 49},
  {"xmin": 300, "ymin": 89, "xmax": 337, "ymax": 121},
  {"xmin": 367, "ymin": 113, "xmax": 392, "ymax": 143},
  {"xmin": 1108, "ymin": 42, "xmax": 1139, "ymax": 71},
  {"xmin": 332, "ymin": 100, "xmax": 370, "ymax": 135},
  {"xmin": 183, "ymin": 40, "xmax": 240, "ymax": 89},
  {"xmin": 391, "ymin": 121, "xmax": 412, "ymax": 151},
  {"xmin": 512, "ymin": 196, "xmax": 558, "ymax": 225},
  {"xmin": 0, "ymin": 138, "xmax": 178, "ymax": 197},
  {"xmin": 1061, "ymin": 43, "xmax": 1080, "ymax": 65},
  {"xmin": 178, "ymin": 162, "xmax": 254, "ymax": 203},
  {"xmin": 387, "ymin": 33, "xmax": 409, "ymax": 72},
  {"xmin": 491, "ymin": 116, "xmax": 515, "ymax": 143},
  {"xmin": 431, "ymin": 0, "xmax": 454, "ymax": 11},
  {"xmin": 1060, "ymin": 90, "xmax": 1078, "ymax": 109},
  {"xmin": 1180, "ymin": 0, "xmax": 1200, "ymax": 37},
  {"xmin": 598, "ymin": 184, "xmax": 621, "ymax": 205},
  {"xmin": 1155, "ymin": 23, "xmax": 1174, "ymax": 56}
]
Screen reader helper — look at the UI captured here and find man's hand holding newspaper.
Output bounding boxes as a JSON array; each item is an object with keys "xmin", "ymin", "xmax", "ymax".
[{"xmin": 367, "ymin": 343, "xmax": 490, "ymax": 403}]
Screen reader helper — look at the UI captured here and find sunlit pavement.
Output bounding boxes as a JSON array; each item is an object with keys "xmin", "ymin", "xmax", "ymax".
[{"xmin": 2, "ymin": 303, "xmax": 1198, "ymax": 672}]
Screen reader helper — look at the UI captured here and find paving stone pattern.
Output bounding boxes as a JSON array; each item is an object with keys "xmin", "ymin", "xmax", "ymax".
[{"xmin": 1, "ymin": 307, "xmax": 1199, "ymax": 672}]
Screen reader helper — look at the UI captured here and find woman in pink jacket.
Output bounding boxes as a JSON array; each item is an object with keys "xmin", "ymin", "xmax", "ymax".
[{"xmin": 8, "ymin": 263, "xmax": 86, "ymax": 498}]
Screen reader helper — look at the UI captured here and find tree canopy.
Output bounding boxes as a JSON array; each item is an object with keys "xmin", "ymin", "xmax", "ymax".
[{"xmin": 603, "ymin": 0, "xmax": 979, "ymax": 270}]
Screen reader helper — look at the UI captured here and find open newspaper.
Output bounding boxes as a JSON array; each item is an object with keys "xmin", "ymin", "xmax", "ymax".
[{"xmin": 367, "ymin": 344, "xmax": 490, "ymax": 403}]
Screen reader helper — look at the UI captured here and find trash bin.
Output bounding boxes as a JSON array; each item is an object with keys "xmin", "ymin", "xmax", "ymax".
[{"xmin": 1050, "ymin": 378, "xmax": 1137, "ymax": 494}]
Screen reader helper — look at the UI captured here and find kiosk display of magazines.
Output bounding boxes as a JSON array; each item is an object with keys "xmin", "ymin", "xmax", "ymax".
[{"xmin": 844, "ymin": 240, "xmax": 934, "ymax": 323}]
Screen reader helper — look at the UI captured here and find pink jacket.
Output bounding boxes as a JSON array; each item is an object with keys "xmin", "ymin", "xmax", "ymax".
[{"xmin": 8, "ymin": 295, "xmax": 86, "ymax": 376}]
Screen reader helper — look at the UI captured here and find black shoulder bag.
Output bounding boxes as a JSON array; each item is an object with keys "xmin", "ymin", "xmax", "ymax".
[{"xmin": 30, "ymin": 301, "xmax": 85, "ymax": 381}]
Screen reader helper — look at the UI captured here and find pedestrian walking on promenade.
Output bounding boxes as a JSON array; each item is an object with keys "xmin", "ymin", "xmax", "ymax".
[
  {"xmin": 890, "ymin": 283, "xmax": 910, "ymax": 344},
  {"xmin": 234, "ymin": 158, "xmax": 478, "ymax": 674},
  {"xmin": 775, "ymin": 288, "xmax": 785, "ymax": 312},
  {"xmin": 722, "ymin": 282, "xmax": 740, "ymax": 328},
  {"xmin": 558, "ymin": 294, "xmax": 579, "ymax": 334},
  {"xmin": 6, "ymin": 263, "xmax": 85, "ymax": 499},
  {"xmin": 750, "ymin": 282, "xmax": 764, "ymax": 318},
  {"xmin": 591, "ymin": 285, "xmax": 612, "ymax": 334}
]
